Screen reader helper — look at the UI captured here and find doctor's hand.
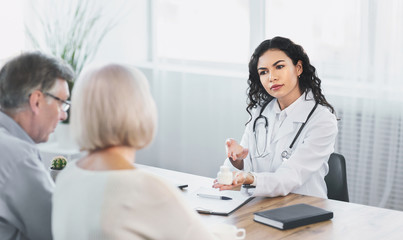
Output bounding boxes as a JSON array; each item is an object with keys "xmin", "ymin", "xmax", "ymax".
[
  {"xmin": 212, "ymin": 171, "xmax": 254, "ymax": 191},
  {"xmin": 226, "ymin": 139, "xmax": 249, "ymax": 170}
]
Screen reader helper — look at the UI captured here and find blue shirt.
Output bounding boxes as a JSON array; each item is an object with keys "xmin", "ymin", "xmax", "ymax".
[{"xmin": 0, "ymin": 111, "xmax": 54, "ymax": 240}]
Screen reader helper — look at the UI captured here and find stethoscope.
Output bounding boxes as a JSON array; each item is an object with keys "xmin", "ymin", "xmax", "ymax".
[{"xmin": 253, "ymin": 100, "xmax": 319, "ymax": 161}]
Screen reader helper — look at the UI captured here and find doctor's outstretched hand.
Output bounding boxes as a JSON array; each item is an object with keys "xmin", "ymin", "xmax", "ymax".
[
  {"xmin": 226, "ymin": 139, "xmax": 249, "ymax": 170},
  {"xmin": 212, "ymin": 171, "xmax": 254, "ymax": 191}
]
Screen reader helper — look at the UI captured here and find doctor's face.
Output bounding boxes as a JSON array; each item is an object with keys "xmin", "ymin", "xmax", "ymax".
[{"xmin": 257, "ymin": 49, "xmax": 303, "ymax": 109}]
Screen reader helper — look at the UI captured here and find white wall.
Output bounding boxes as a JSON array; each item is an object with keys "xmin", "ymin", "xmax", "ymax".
[{"xmin": 136, "ymin": 69, "xmax": 249, "ymax": 177}]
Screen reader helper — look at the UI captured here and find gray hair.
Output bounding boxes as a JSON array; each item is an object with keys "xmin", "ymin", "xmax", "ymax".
[
  {"xmin": 0, "ymin": 52, "xmax": 74, "ymax": 111},
  {"xmin": 71, "ymin": 64, "xmax": 157, "ymax": 151}
]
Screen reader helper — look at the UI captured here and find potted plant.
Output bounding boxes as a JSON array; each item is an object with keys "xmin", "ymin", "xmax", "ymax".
[
  {"xmin": 25, "ymin": 0, "xmax": 118, "ymax": 123},
  {"xmin": 50, "ymin": 156, "xmax": 68, "ymax": 182}
]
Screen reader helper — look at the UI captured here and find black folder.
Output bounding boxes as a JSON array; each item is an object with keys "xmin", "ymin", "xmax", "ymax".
[{"xmin": 254, "ymin": 203, "xmax": 333, "ymax": 230}]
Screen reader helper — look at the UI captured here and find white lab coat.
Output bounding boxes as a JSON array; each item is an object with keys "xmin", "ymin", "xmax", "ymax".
[{"xmin": 224, "ymin": 91, "xmax": 338, "ymax": 198}]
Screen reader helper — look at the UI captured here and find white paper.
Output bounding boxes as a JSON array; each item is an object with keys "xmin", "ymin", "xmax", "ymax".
[{"xmin": 186, "ymin": 187, "xmax": 253, "ymax": 215}]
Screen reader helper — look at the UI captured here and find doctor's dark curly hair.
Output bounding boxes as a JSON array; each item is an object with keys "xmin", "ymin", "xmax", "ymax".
[{"xmin": 246, "ymin": 36, "xmax": 335, "ymax": 124}]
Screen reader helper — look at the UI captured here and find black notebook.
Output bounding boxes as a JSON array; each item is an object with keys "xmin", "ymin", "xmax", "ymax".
[{"xmin": 254, "ymin": 203, "xmax": 333, "ymax": 230}]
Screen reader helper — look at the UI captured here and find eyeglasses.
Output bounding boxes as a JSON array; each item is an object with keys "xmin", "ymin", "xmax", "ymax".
[{"xmin": 44, "ymin": 92, "xmax": 71, "ymax": 112}]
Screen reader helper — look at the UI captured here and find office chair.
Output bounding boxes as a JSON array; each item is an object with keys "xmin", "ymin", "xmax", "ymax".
[{"xmin": 325, "ymin": 153, "xmax": 349, "ymax": 202}]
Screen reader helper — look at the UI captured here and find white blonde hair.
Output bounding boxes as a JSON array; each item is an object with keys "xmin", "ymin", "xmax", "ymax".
[{"xmin": 71, "ymin": 64, "xmax": 157, "ymax": 151}]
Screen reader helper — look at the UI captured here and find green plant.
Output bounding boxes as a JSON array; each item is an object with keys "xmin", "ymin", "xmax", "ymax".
[
  {"xmin": 25, "ymin": 0, "xmax": 120, "ymax": 123},
  {"xmin": 51, "ymin": 156, "xmax": 67, "ymax": 170}
]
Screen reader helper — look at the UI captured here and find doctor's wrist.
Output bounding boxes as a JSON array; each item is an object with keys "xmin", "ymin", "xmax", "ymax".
[
  {"xmin": 245, "ymin": 172, "xmax": 255, "ymax": 185},
  {"xmin": 228, "ymin": 157, "xmax": 244, "ymax": 170}
]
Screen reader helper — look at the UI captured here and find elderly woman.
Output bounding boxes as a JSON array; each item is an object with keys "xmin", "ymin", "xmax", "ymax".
[{"xmin": 51, "ymin": 64, "xmax": 235, "ymax": 239}]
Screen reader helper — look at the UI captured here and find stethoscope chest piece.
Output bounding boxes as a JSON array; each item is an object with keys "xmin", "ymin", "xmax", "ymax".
[
  {"xmin": 253, "ymin": 101, "xmax": 319, "ymax": 162},
  {"xmin": 281, "ymin": 149, "xmax": 291, "ymax": 161}
]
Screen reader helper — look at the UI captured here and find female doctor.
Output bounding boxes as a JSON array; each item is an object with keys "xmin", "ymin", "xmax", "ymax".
[{"xmin": 213, "ymin": 36, "xmax": 338, "ymax": 198}]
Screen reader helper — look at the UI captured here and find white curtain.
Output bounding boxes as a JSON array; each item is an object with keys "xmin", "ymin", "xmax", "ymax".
[{"xmin": 328, "ymin": 0, "xmax": 403, "ymax": 209}]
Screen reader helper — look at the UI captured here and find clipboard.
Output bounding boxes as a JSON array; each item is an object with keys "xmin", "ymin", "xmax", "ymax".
[{"xmin": 186, "ymin": 187, "xmax": 254, "ymax": 216}]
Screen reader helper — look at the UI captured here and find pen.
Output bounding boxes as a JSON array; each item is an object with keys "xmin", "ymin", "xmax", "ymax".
[
  {"xmin": 197, "ymin": 193, "xmax": 232, "ymax": 200},
  {"xmin": 242, "ymin": 184, "xmax": 256, "ymax": 189}
]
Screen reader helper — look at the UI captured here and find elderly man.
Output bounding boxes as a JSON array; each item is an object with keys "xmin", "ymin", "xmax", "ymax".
[{"xmin": 0, "ymin": 52, "xmax": 74, "ymax": 240}]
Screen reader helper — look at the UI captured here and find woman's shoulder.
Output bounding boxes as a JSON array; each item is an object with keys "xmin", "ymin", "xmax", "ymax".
[
  {"xmin": 112, "ymin": 168, "xmax": 166, "ymax": 184},
  {"xmin": 104, "ymin": 169, "xmax": 194, "ymax": 218},
  {"xmin": 108, "ymin": 169, "xmax": 180, "ymax": 196},
  {"xmin": 302, "ymin": 91, "xmax": 336, "ymax": 119},
  {"xmin": 305, "ymin": 103, "xmax": 338, "ymax": 132},
  {"xmin": 315, "ymin": 103, "xmax": 337, "ymax": 121}
]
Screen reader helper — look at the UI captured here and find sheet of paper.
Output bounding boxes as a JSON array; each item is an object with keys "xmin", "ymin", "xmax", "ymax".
[{"xmin": 185, "ymin": 187, "xmax": 253, "ymax": 216}]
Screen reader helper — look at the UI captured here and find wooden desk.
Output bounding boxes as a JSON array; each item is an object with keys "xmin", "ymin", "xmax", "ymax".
[{"xmin": 138, "ymin": 164, "xmax": 403, "ymax": 240}]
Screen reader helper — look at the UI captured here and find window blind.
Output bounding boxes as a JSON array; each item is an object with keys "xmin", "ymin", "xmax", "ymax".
[{"xmin": 332, "ymin": 95, "xmax": 403, "ymax": 210}]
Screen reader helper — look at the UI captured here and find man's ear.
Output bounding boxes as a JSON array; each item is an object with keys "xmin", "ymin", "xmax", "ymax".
[{"xmin": 28, "ymin": 90, "xmax": 42, "ymax": 115}]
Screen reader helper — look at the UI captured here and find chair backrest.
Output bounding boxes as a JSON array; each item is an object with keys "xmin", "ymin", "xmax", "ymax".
[{"xmin": 325, "ymin": 153, "xmax": 349, "ymax": 202}]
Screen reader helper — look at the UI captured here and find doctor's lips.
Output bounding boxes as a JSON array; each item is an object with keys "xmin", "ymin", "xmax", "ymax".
[{"xmin": 270, "ymin": 84, "xmax": 283, "ymax": 91}]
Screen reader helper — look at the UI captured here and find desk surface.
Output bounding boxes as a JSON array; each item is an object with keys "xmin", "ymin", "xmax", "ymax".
[{"xmin": 138, "ymin": 164, "xmax": 403, "ymax": 240}]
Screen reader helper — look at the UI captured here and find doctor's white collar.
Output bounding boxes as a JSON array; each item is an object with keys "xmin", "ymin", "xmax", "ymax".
[{"xmin": 269, "ymin": 90, "xmax": 313, "ymax": 117}]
